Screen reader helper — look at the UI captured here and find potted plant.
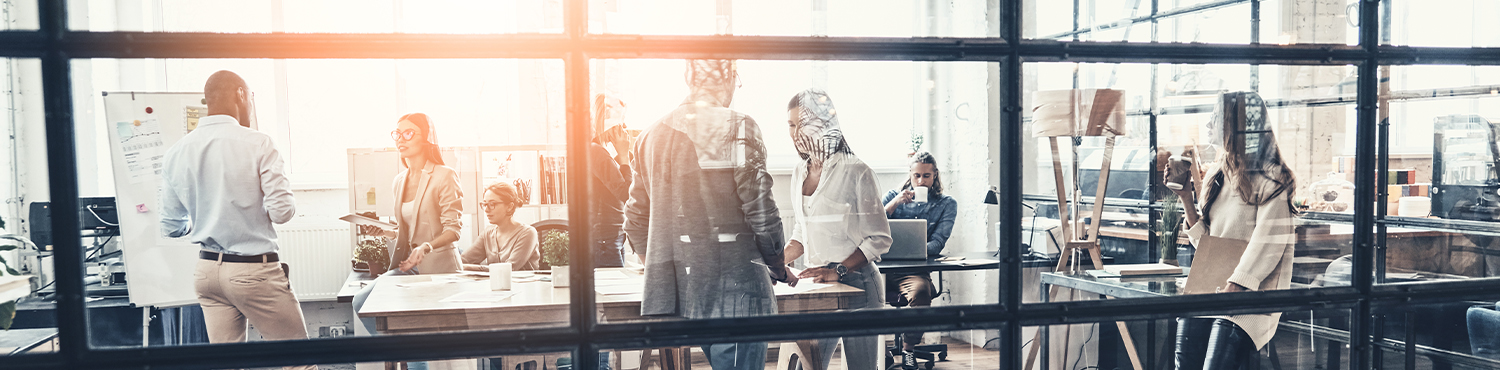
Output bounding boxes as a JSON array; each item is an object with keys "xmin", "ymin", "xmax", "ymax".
[
  {"xmin": 354, "ymin": 240, "xmax": 390, "ymax": 277},
  {"xmin": 540, "ymin": 230, "xmax": 570, "ymax": 287},
  {"xmin": 1157, "ymin": 193, "xmax": 1184, "ymax": 266},
  {"xmin": 352, "ymin": 212, "xmax": 390, "ymax": 277}
]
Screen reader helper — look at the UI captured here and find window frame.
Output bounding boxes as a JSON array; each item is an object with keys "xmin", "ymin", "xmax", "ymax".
[{"xmin": 5, "ymin": 0, "xmax": 1500, "ymax": 369}]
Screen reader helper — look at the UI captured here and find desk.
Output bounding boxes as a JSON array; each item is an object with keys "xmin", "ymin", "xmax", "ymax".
[
  {"xmin": 358, "ymin": 269, "xmax": 864, "ymax": 334},
  {"xmin": 337, "ymin": 271, "xmax": 376, "ymax": 303}
]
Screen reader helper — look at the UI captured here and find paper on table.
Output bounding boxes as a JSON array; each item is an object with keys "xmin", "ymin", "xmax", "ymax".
[
  {"xmin": 595, "ymin": 270, "xmax": 632, "ymax": 280},
  {"xmin": 596, "ymin": 284, "xmax": 643, "ymax": 295},
  {"xmin": 439, "ymin": 291, "xmax": 517, "ymax": 303},
  {"xmin": 393, "ymin": 276, "xmax": 466, "ymax": 288},
  {"xmin": 774, "ymin": 281, "xmax": 831, "ymax": 295}
]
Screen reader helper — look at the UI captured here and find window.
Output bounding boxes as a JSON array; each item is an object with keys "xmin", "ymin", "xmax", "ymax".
[{"xmin": 4, "ymin": 1, "xmax": 1500, "ymax": 369}]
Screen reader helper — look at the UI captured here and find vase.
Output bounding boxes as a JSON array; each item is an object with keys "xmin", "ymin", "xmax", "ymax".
[
  {"xmin": 368, "ymin": 262, "xmax": 388, "ymax": 278},
  {"xmin": 552, "ymin": 266, "xmax": 570, "ymax": 288},
  {"xmin": 1159, "ymin": 258, "xmax": 1179, "ymax": 267}
]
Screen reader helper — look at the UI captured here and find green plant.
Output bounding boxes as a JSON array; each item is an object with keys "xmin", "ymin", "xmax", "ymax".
[
  {"xmin": 1157, "ymin": 194, "xmax": 1184, "ymax": 262},
  {"xmin": 909, "ymin": 132, "xmax": 925, "ymax": 154},
  {"xmin": 354, "ymin": 239, "xmax": 389, "ymax": 268},
  {"xmin": 540, "ymin": 230, "xmax": 569, "ymax": 267}
]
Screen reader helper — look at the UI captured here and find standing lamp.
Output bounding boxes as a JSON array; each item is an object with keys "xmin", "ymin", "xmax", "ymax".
[{"xmin": 1021, "ymin": 89, "xmax": 1145, "ymax": 370}]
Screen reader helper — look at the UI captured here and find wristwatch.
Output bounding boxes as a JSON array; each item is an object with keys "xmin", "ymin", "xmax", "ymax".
[{"xmin": 825, "ymin": 262, "xmax": 848, "ymax": 279}]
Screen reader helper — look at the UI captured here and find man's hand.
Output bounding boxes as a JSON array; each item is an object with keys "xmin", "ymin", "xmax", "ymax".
[{"xmin": 797, "ymin": 267, "xmax": 841, "ymax": 283}]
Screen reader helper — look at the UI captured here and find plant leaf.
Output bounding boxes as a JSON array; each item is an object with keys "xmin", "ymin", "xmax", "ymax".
[
  {"xmin": 0, "ymin": 244, "xmax": 15, "ymax": 251},
  {"xmin": 0, "ymin": 300, "xmax": 15, "ymax": 330},
  {"xmin": 0, "ymin": 254, "xmax": 17, "ymax": 276}
]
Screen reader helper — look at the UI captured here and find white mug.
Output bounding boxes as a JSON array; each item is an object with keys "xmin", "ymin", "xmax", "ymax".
[
  {"xmin": 490, "ymin": 262, "xmax": 512, "ymax": 290},
  {"xmin": 913, "ymin": 186, "xmax": 930, "ymax": 203}
]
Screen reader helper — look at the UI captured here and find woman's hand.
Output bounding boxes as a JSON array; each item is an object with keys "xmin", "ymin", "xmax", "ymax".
[
  {"xmin": 1217, "ymin": 282, "xmax": 1248, "ymax": 293},
  {"xmin": 380, "ymin": 228, "xmax": 399, "ymax": 239},
  {"xmin": 797, "ymin": 267, "xmax": 841, "ymax": 283},
  {"xmin": 399, "ymin": 242, "xmax": 432, "ymax": 272},
  {"xmin": 772, "ymin": 265, "xmax": 799, "ymax": 287}
]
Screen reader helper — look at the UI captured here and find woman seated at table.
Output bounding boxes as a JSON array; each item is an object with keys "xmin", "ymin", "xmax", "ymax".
[
  {"xmin": 462, "ymin": 180, "xmax": 541, "ymax": 271},
  {"xmin": 783, "ymin": 88, "xmax": 892, "ymax": 370},
  {"xmin": 880, "ymin": 151, "xmax": 957, "ymax": 365}
]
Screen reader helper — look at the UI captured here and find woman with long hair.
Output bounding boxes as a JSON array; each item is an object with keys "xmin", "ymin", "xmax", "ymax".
[
  {"xmin": 1167, "ymin": 92, "xmax": 1297, "ymax": 369},
  {"xmin": 462, "ymin": 180, "xmax": 540, "ymax": 271},
  {"xmin": 352, "ymin": 112, "xmax": 465, "ymax": 336}
]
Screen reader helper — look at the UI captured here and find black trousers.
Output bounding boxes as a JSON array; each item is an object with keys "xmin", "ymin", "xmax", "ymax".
[{"xmin": 1176, "ymin": 318, "xmax": 1260, "ymax": 370}]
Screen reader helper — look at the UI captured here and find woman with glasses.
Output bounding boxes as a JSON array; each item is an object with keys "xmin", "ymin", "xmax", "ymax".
[
  {"xmin": 461, "ymin": 180, "xmax": 540, "ymax": 271},
  {"xmin": 352, "ymin": 112, "xmax": 465, "ymax": 337}
]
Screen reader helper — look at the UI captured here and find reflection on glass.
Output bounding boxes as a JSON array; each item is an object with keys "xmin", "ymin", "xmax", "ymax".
[
  {"xmin": 1376, "ymin": 299, "xmax": 1500, "ymax": 369},
  {"xmin": 1025, "ymin": 310, "xmax": 1349, "ymax": 370},
  {"xmin": 3, "ymin": 59, "xmax": 55, "ymax": 355},
  {"xmin": 1028, "ymin": 0, "xmax": 1358, "ymax": 45},
  {"xmin": 598, "ymin": 330, "xmax": 997, "ymax": 370},
  {"xmin": 589, "ymin": 0, "xmax": 997, "ymax": 37},
  {"xmin": 69, "ymin": 0, "xmax": 560, "ymax": 34}
]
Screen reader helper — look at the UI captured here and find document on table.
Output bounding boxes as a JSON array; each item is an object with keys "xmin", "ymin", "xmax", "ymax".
[
  {"xmin": 439, "ymin": 291, "xmax": 517, "ymax": 303},
  {"xmin": 773, "ymin": 282, "xmax": 831, "ymax": 295},
  {"xmin": 394, "ymin": 276, "xmax": 466, "ymax": 288},
  {"xmin": 596, "ymin": 284, "xmax": 643, "ymax": 295},
  {"xmin": 595, "ymin": 270, "xmax": 632, "ymax": 280}
]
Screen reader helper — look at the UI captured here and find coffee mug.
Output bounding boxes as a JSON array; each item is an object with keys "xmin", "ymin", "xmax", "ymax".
[
  {"xmin": 913, "ymin": 186, "xmax": 930, "ymax": 203},
  {"xmin": 1165, "ymin": 155, "xmax": 1193, "ymax": 191}
]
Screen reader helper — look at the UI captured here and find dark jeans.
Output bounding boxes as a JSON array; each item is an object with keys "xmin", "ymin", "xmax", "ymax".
[
  {"xmin": 1175, "ymin": 318, "xmax": 1259, "ymax": 370},
  {"xmin": 593, "ymin": 234, "xmax": 625, "ymax": 268}
]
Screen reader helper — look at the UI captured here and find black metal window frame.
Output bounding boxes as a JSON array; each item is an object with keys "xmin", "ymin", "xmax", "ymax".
[{"xmin": 3, "ymin": 0, "xmax": 1500, "ymax": 369}]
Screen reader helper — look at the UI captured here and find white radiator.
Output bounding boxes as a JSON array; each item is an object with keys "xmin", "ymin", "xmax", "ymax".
[{"xmin": 276, "ymin": 227, "xmax": 352, "ymax": 301}]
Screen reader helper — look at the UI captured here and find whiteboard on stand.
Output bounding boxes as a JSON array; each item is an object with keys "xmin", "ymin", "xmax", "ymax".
[{"xmin": 102, "ymin": 91, "xmax": 255, "ymax": 308}]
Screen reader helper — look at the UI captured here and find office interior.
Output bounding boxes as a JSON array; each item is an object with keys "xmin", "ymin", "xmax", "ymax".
[{"xmin": 4, "ymin": 1, "xmax": 1500, "ymax": 370}]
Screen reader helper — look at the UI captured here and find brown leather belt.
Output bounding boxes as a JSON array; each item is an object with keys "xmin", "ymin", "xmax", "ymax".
[{"xmin": 199, "ymin": 250, "xmax": 279, "ymax": 263}]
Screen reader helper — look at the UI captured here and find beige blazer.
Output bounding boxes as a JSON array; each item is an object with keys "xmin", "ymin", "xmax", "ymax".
[
  {"xmin": 391, "ymin": 162, "xmax": 464, "ymax": 274},
  {"xmin": 1184, "ymin": 174, "xmax": 1295, "ymax": 350}
]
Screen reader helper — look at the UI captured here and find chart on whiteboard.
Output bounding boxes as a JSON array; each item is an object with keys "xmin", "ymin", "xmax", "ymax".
[{"xmin": 116, "ymin": 118, "xmax": 165, "ymax": 184}]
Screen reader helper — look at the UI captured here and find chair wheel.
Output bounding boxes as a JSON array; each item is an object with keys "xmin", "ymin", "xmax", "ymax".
[
  {"xmin": 923, "ymin": 362, "xmax": 934, "ymax": 370},
  {"xmin": 937, "ymin": 352, "xmax": 947, "ymax": 361}
]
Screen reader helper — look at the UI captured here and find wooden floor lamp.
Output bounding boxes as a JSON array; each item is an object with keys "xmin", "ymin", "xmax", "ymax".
[{"xmin": 1021, "ymin": 88, "xmax": 1144, "ymax": 370}]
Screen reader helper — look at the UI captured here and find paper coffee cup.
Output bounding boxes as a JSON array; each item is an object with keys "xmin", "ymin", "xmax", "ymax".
[
  {"xmin": 914, "ymin": 186, "xmax": 929, "ymax": 203},
  {"xmin": 490, "ymin": 263, "xmax": 512, "ymax": 290}
]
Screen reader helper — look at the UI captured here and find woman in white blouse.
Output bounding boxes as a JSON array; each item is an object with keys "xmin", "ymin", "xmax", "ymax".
[
  {"xmin": 1166, "ymin": 92, "xmax": 1297, "ymax": 369},
  {"xmin": 782, "ymin": 89, "xmax": 892, "ymax": 370}
]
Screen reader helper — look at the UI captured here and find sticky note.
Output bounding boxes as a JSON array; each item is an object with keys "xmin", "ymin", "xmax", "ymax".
[{"xmin": 136, "ymin": 204, "xmax": 149, "ymax": 213}]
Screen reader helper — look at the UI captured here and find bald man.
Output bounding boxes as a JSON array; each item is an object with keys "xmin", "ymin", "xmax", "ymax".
[{"xmin": 160, "ymin": 70, "xmax": 315, "ymax": 369}]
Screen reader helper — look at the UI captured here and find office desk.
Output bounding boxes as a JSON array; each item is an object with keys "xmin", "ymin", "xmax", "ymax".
[
  {"xmin": 358, "ymin": 269, "xmax": 864, "ymax": 334},
  {"xmin": 337, "ymin": 271, "xmax": 376, "ymax": 303}
]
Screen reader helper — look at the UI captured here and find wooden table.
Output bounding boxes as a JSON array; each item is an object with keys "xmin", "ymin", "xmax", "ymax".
[{"xmin": 358, "ymin": 268, "xmax": 864, "ymax": 333}]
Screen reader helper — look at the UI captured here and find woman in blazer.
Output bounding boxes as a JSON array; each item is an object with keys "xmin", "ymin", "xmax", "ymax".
[
  {"xmin": 1166, "ymin": 92, "xmax": 1297, "ymax": 370},
  {"xmin": 353, "ymin": 112, "xmax": 464, "ymax": 336}
]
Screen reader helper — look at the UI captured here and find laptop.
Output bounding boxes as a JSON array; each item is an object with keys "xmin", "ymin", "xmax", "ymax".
[{"xmin": 882, "ymin": 219, "xmax": 929, "ymax": 260}]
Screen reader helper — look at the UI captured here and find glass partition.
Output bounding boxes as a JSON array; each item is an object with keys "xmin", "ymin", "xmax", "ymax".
[
  {"xmin": 71, "ymin": 58, "xmax": 570, "ymax": 348},
  {"xmin": 587, "ymin": 0, "xmax": 999, "ymax": 37},
  {"xmin": 68, "ymin": 0, "xmax": 562, "ymax": 34},
  {"xmin": 1027, "ymin": 0, "xmax": 1360, "ymax": 45},
  {"xmin": 1023, "ymin": 307, "xmax": 1351, "ymax": 370},
  {"xmin": 1, "ymin": 58, "xmax": 57, "ymax": 356}
]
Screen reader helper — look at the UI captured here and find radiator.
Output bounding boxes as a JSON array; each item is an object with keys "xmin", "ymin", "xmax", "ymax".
[{"xmin": 275, "ymin": 227, "xmax": 352, "ymax": 301}]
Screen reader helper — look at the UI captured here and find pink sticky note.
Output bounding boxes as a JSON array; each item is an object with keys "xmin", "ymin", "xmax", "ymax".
[{"xmin": 136, "ymin": 204, "xmax": 149, "ymax": 213}]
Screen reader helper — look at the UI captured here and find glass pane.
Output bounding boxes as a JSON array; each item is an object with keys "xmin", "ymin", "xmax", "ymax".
[
  {"xmin": 602, "ymin": 329, "xmax": 1000, "ymax": 370},
  {"xmin": 1384, "ymin": 0, "xmax": 1500, "ymax": 47},
  {"xmin": 72, "ymin": 58, "xmax": 568, "ymax": 348},
  {"xmin": 589, "ymin": 0, "xmax": 998, "ymax": 37},
  {"xmin": 1028, "ymin": 0, "xmax": 1359, "ymax": 45},
  {"xmin": 1022, "ymin": 308, "xmax": 1351, "ymax": 370},
  {"xmin": 590, "ymin": 59, "xmax": 999, "ymax": 323},
  {"xmin": 2, "ymin": 59, "xmax": 57, "ymax": 355},
  {"xmin": 68, "ymin": 0, "xmax": 561, "ymax": 33},
  {"xmin": 1374, "ymin": 298, "xmax": 1500, "ymax": 369},
  {"xmin": 1023, "ymin": 63, "xmax": 1354, "ymax": 304},
  {"xmin": 1376, "ymin": 65, "xmax": 1500, "ymax": 285},
  {"xmin": 248, "ymin": 348, "xmax": 579, "ymax": 370},
  {"xmin": 1, "ymin": 1, "xmax": 37, "ymax": 30}
]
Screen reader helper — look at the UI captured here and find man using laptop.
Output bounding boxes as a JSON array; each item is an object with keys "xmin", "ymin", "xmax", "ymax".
[{"xmin": 881, "ymin": 152, "xmax": 958, "ymax": 369}]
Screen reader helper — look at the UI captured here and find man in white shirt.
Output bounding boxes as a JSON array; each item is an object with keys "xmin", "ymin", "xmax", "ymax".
[{"xmin": 160, "ymin": 70, "xmax": 314, "ymax": 370}]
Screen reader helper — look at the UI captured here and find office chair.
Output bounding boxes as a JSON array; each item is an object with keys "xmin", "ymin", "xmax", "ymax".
[
  {"xmin": 1468, "ymin": 301, "xmax": 1500, "ymax": 360},
  {"xmin": 885, "ymin": 285, "xmax": 948, "ymax": 370}
]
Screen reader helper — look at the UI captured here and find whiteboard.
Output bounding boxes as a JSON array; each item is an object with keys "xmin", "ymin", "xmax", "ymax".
[{"xmin": 102, "ymin": 91, "xmax": 252, "ymax": 308}]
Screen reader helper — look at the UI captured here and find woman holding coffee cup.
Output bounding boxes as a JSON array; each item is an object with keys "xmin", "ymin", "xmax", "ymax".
[
  {"xmin": 880, "ymin": 151, "xmax": 958, "ymax": 363},
  {"xmin": 1166, "ymin": 91, "xmax": 1297, "ymax": 369}
]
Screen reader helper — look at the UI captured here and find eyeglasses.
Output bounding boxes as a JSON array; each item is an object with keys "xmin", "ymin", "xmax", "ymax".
[
  {"xmin": 481, "ymin": 201, "xmax": 505, "ymax": 211},
  {"xmin": 391, "ymin": 129, "xmax": 418, "ymax": 142}
]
